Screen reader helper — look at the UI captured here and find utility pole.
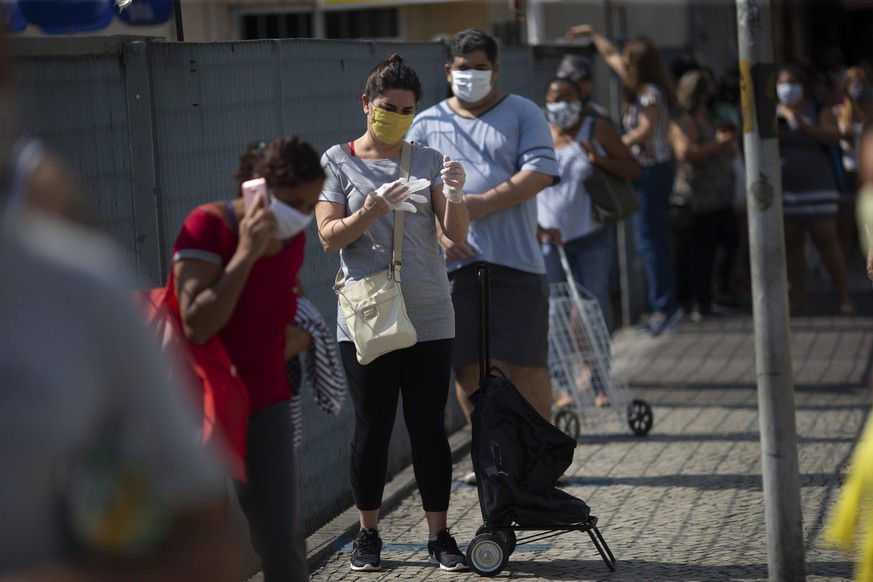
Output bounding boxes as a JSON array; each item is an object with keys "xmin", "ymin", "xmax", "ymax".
[
  {"xmin": 604, "ymin": 0, "xmax": 635, "ymax": 329},
  {"xmin": 735, "ymin": 1, "xmax": 805, "ymax": 580},
  {"xmin": 174, "ymin": 0, "xmax": 184, "ymax": 41}
]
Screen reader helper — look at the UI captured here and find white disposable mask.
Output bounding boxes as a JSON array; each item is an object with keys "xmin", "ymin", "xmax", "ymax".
[
  {"xmin": 451, "ymin": 69, "xmax": 493, "ymax": 104},
  {"xmin": 270, "ymin": 196, "xmax": 312, "ymax": 240},
  {"xmin": 545, "ymin": 100, "xmax": 582, "ymax": 129},
  {"xmin": 776, "ymin": 82, "xmax": 804, "ymax": 105}
]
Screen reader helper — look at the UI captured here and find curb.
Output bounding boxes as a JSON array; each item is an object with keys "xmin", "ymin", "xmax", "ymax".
[{"xmin": 305, "ymin": 427, "xmax": 474, "ymax": 570}]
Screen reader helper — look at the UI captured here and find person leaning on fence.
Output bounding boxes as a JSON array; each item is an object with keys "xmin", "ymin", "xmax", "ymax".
[
  {"xmin": 315, "ymin": 53, "xmax": 470, "ymax": 573},
  {"xmin": 169, "ymin": 136, "xmax": 324, "ymax": 582},
  {"xmin": 537, "ymin": 76, "xmax": 640, "ymax": 408},
  {"xmin": 567, "ymin": 25, "xmax": 683, "ymax": 336},
  {"xmin": 406, "ymin": 27, "xmax": 560, "ymax": 433}
]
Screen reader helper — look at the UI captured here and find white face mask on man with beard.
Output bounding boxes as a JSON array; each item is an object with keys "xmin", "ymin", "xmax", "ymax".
[{"xmin": 450, "ymin": 69, "xmax": 492, "ymax": 104}]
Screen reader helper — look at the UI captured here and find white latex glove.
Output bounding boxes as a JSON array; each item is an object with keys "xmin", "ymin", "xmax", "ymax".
[
  {"xmin": 370, "ymin": 179, "xmax": 427, "ymax": 213},
  {"xmin": 440, "ymin": 155, "xmax": 466, "ymax": 204},
  {"xmin": 406, "ymin": 178, "xmax": 431, "ymax": 194}
]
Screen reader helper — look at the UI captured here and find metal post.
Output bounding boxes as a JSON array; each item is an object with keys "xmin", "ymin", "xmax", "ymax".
[
  {"xmin": 123, "ymin": 40, "xmax": 164, "ymax": 288},
  {"xmin": 525, "ymin": 0, "xmax": 545, "ymax": 45},
  {"xmin": 735, "ymin": 1, "xmax": 805, "ymax": 580},
  {"xmin": 173, "ymin": 0, "xmax": 184, "ymax": 41},
  {"xmin": 604, "ymin": 0, "xmax": 635, "ymax": 329}
]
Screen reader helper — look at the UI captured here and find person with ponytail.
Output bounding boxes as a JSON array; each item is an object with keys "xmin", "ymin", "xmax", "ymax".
[{"xmin": 316, "ymin": 53, "xmax": 470, "ymax": 573}]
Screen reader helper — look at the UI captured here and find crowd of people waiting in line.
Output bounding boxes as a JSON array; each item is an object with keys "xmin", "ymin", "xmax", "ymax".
[{"xmin": 5, "ymin": 20, "xmax": 873, "ymax": 582}]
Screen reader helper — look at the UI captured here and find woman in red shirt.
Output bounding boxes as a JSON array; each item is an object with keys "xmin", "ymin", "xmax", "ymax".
[{"xmin": 171, "ymin": 136, "xmax": 324, "ymax": 582}]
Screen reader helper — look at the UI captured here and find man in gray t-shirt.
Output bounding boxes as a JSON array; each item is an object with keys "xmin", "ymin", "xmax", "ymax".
[{"xmin": 407, "ymin": 28, "xmax": 559, "ymax": 427}]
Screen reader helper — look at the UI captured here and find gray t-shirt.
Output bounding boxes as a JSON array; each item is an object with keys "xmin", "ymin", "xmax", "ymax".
[
  {"xmin": 407, "ymin": 94, "xmax": 560, "ymax": 275},
  {"xmin": 0, "ymin": 218, "xmax": 223, "ymax": 570},
  {"xmin": 320, "ymin": 142, "xmax": 454, "ymax": 343}
]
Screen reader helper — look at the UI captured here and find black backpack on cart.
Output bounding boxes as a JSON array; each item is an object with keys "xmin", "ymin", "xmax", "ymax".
[{"xmin": 465, "ymin": 264, "xmax": 617, "ymax": 577}]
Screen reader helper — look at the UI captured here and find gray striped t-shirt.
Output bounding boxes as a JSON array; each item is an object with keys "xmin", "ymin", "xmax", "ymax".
[{"xmin": 319, "ymin": 142, "xmax": 454, "ymax": 343}]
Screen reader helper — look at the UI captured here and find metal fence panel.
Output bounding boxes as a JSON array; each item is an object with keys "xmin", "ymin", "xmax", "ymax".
[{"xmin": 12, "ymin": 37, "xmax": 138, "ymax": 274}]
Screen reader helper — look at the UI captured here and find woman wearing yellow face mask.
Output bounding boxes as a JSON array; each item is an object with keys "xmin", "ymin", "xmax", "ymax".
[{"xmin": 315, "ymin": 53, "xmax": 470, "ymax": 573}]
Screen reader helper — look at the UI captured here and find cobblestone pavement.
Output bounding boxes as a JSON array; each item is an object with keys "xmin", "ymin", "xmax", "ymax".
[{"xmin": 306, "ymin": 314, "xmax": 872, "ymax": 581}]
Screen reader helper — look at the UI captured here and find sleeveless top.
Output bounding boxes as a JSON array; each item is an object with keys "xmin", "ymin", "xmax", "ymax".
[
  {"xmin": 623, "ymin": 84, "xmax": 672, "ymax": 167},
  {"xmin": 537, "ymin": 116, "xmax": 606, "ymax": 241},
  {"xmin": 671, "ymin": 118, "xmax": 735, "ymax": 214}
]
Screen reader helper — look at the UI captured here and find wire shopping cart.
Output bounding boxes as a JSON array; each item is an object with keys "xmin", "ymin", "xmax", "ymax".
[{"xmin": 547, "ymin": 245, "xmax": 653, "ymax": 439}]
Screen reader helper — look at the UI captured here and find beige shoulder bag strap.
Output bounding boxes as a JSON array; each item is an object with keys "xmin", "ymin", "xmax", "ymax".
[
  {"xmin": 391, "ymin": 141, "xmax": 412, "ymax": 280},
  {"xmin": 335, "ymin": 141, "xmax": 412, "ymax": 290}
]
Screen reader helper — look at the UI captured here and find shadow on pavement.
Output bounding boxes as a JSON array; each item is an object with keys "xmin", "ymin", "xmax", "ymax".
[{"xmin": 507, "ymin": 558, "xmax": 851, "ymax": 580}]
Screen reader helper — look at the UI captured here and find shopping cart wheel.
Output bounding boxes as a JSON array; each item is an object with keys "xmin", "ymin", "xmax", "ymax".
[
  {"xmin": 627, "ymin": 399, "xmax": 653, "ymax": 436},
  {"xmin": 555, "ymin": 408, "xmax": 580, "ymax": 440},
  {"xmin": 476, "ymin": 525, "xmax": 517, "ymax": 556},
  {"xmin": 466, "ymin": 533, "xmax": 509, "ymax": 577}
]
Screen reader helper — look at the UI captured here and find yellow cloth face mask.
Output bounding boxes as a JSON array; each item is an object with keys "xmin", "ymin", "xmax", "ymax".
[{"xmin": 370, "ymin": 107, "xmax": 414, "ymax": 145}]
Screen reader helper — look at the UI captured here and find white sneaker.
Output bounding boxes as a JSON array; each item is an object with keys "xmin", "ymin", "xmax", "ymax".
[{"xmin": 461, "ymin": 471, "xmax": 477, "ymax": 485}]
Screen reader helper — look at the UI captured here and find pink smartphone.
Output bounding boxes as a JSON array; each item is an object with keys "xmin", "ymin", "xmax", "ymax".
[{"xmin": 241, "ymin": 178, "xmax": 268, "ymax": 210}]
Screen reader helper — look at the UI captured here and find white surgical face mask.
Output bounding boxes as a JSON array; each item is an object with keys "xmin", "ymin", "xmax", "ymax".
[
  {"xmin": 270, "ymin": 196, "xmax": 313, "ymax": 240},
  {"xmin": 545, "ymin": 100, "xmax": 582, "ymax": 129},
  {"xmin": 451, "ymin": 69, "xmax": 493, "ymax": 104},
  {"xmin": 777, "ymin": 82, "xmax": 804, "ymax": 105}
]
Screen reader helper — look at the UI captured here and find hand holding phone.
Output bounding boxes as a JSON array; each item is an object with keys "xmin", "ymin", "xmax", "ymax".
[{"xmin": 241, "ymin": 178, "xmax": 268, "ymax": 210}]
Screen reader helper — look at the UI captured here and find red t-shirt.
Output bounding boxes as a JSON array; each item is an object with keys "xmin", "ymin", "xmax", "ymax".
[{"xmin": 171, "ymin": 204, "xmax": 304, "ymax": 413}]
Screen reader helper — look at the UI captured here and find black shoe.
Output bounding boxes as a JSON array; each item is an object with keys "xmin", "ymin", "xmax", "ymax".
[
  {"xmin": 427, "ymin": 529, "xmax": 469, "ymax": 571},
  {"xmin": 350, "ymin": 527, "xmax": 382, "ymax": 571}
]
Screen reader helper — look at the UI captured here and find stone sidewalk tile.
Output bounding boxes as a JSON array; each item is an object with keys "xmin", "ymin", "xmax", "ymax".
[{"xmin": 305, "ymin": 315, "xmax": 872, "ymax": 581}]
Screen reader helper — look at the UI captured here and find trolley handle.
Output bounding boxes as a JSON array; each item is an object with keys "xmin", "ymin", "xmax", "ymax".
[
  {"xmin": 556, "ymin": 244, "xmax": 597, "ymax": 303},
  {"xmin": 477, "ymin": 264, "xmax": 491, "ymax": 389}
]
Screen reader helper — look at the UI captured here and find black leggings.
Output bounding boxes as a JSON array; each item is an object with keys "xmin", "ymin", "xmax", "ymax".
[{"xmin": 339, "ymin": 339, "xmax": 453, "ymax": 512}]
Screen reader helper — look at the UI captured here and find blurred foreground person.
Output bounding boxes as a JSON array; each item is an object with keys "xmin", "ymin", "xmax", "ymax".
[
  {"xmin": 0, "ymin": 19, "xmax": 239, "ymax": 581},
  {"xmin": 0, "ymin": 216, "xmax": 239, "ymax": 581},
  {"xmin": 833, "ymin": 65, "xmax": 873, "ymax": 257},
  {"xmin": 856, "ymin": 122, "xmax": 873, "ymax": 283}
]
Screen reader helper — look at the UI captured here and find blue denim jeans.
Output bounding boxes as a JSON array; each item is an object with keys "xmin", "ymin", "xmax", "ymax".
[
  {"xmin": 633, "ymin": 161, "xmax": 677, "ymax": 314},
  {"xmin": 542, "ymin": 224, "xmax": 616, "ymax": 332}
]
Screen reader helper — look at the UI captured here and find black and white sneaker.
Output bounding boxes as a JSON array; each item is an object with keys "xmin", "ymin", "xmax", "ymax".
[
  {"xmin": 350, "ymin": 527, "xmax": 382, "ymax": 571},
  {"xmin": 427, "ymin": 529, "xmax": 469, "ymax": 571}
]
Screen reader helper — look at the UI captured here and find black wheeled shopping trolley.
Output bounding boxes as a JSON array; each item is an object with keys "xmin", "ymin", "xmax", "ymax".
[
  {"xmin": 464, "ymin": 264, "xmax": 616, "ymax": 577},
  {"xmin": 548, "ymin": 245, "xmax": 653, "ymax": 440}
]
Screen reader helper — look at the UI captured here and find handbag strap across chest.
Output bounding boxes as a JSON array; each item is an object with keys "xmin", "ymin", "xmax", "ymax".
[
  {"xmin": 391, "ymin": 140, "xmax": 411, "ymax": 269},
  {"xmin": 335, "ymin": 140, "xmax": 412, "ymax": 290}
]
